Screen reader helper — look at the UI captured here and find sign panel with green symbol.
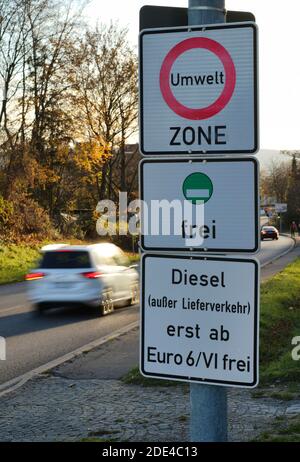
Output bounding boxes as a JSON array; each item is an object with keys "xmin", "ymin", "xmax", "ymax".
[
  {"xmin": 140, "ymin": 158, "xmax": 259, "ymax": 253},
  {"xmin": 182, "ymin": 173, "xmax": 213, "ymax": 204}
]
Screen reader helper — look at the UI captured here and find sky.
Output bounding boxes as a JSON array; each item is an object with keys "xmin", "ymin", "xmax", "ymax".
[{"xmin": 84, "ymin": 0, "xmax": 300, "ymax": 151}]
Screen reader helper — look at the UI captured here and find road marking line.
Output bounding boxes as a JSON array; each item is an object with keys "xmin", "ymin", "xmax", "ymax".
[
  {"xmin": 0, "ymin": 320, "xmax": 139, "ymax": 397},
  {"xmin": 0, "ymin": 304, "xmax": 26, "ymax": 315}
]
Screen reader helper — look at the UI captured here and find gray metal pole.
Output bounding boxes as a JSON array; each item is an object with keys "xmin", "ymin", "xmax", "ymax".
[
  {"xmin": 188, "ymin": 0, "xmax": 228, "ymax": 443},
  {"xmin": 188, "ymin": 0, "xmax": 226, "ymax": 25}
]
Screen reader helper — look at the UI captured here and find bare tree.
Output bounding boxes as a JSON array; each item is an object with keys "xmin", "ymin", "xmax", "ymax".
[
  {"xmin": 261, "ymin": 160, "xmax": 290, "ymax": 204},
  {"xmin": 70, "ymin": 23, "xmax": 138, "ymax": 200},
  {"xmin": 0, "ymin": 1, "xmax": 87, "ymax": 197}
]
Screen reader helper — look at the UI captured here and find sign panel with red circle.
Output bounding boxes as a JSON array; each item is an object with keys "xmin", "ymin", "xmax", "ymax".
[{"xmin": 139, "ymin": 23, "xmax": 258, "ymax": 155}]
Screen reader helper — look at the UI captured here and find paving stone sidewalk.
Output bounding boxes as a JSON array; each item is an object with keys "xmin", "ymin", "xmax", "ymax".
[{"xmin": 0, "ymin": 334, "xmax": 299, "ymax": 442}]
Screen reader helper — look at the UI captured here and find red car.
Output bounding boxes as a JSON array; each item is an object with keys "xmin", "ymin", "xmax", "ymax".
[{"xmin": 261, "ymin": 226, "xmax": 279, "ymax": 241}]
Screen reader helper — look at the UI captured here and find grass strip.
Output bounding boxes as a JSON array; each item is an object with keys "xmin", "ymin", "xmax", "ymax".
[{"xmin": 0, "ymin": 243, "xmax": 139, "ymax": 285}]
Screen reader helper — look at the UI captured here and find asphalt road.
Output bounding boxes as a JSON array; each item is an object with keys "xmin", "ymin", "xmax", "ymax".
[
  {"xmin": 254, "ymin": 235, "xmax": 294, "ymax": 266},
  {"xmin": 0, "ymin": 236, "xmax": 294, "ymax": 386}
]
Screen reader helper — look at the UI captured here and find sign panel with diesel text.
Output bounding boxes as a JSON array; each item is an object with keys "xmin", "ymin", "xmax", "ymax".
[{"xmin": 141, "ymin": 254, "xmax": 259, "ymax": 387}]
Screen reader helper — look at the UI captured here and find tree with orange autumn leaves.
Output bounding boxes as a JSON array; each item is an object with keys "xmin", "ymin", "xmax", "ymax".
[{"xmin": 0, "ymin": 1, "xmax": 138, "ymax": 241}]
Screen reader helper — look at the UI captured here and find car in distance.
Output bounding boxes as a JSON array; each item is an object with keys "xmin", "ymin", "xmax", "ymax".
[
  {"xmin": 25, "ymin": 243, "xmax": 139, "ymax": 315},
  {"xmin": 261, "ymin": 226, "xmax": 279, "ymax": 241}
]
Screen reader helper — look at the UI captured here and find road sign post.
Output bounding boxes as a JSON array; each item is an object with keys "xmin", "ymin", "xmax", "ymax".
[
  {"xmin": 138, "ymin": 0, "xmax": 260, "ymax": 443},
  {"xmin": 187, "ymin": 0, "xmax": 228, "ymax": 443},
  {"xmin": 139, "ymin": 6, "xmax": 256, "ymax": 31},
  {"xmin": 188, "ymin": 0, "xmax": 225, "ymax": 25},
  {"xmin": 275, "ymin": 204, "xmax": 287, "ymax": 233}
]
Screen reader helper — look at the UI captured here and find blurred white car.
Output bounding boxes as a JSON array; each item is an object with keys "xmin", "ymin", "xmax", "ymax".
[{"xmin": 25, "ymin": 243, "xmax": 139, "ymax": 315}]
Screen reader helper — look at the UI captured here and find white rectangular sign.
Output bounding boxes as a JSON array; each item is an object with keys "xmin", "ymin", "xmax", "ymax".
[
  {"xmin": 140, "ymin": 158, "xmax": 259, "ymax": 253},
  {"xmin": 139, "ymin": 23, "xmax": 258, "ymax": 155},
  {"xmin": 275, "ymin": 203, "xmax": 287, "ymax": 213},
  {"xmin": 141, "ymin": 255, "xmax": 259, "ymax": 388}
]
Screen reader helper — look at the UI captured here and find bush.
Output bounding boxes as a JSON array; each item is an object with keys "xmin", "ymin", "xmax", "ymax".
[
  {"xmin": 0, "ymin": 193, "xmax": 55, "ymax": 243},
  {"xmin": 0, "ymin": 195, "xmax": 14, "ymax": 229}
]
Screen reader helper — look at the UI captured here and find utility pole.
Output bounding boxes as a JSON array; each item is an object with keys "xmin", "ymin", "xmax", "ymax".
[{"xmin": 188, "ymin": 0, "xmax": 228, "ymax": 443}]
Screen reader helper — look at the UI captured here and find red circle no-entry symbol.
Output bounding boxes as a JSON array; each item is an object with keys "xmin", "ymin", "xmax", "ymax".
[{"xmin": 159, "ymin": 37, "xmax": 236, "ymax": 120}]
